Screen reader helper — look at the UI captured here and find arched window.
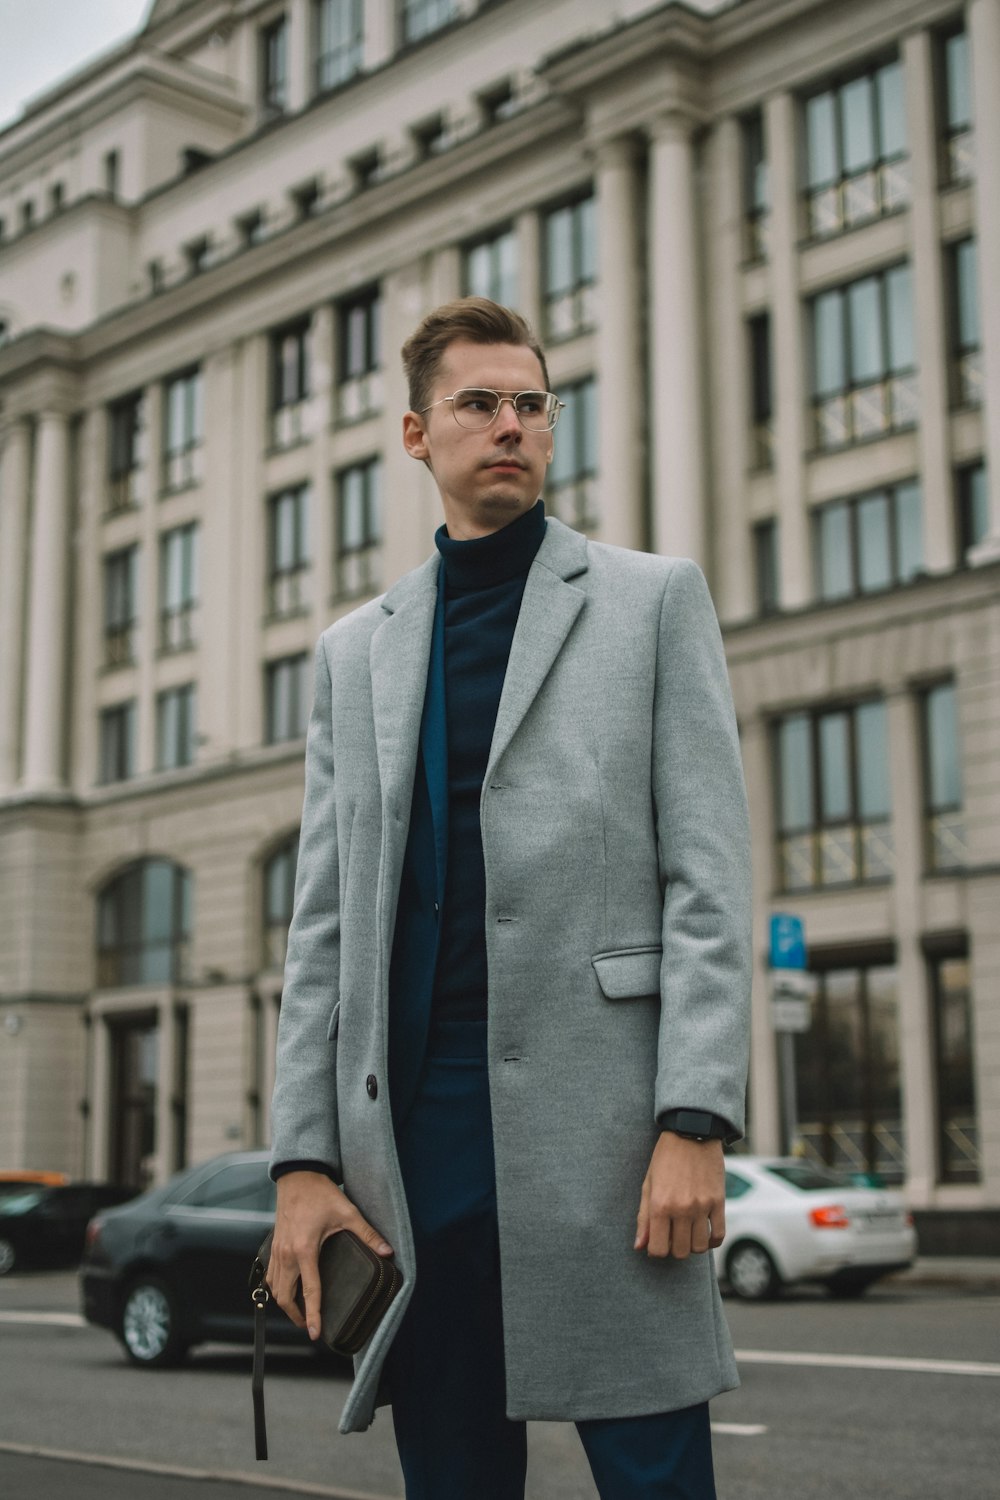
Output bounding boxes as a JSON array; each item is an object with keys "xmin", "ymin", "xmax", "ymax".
[
  {"xmin": 97, "ymin": 859, "xmax": 192, "ymax": 987},
  {"xmin": 263, "ymin": 833, "xmax": 299, "ymax": 969}
]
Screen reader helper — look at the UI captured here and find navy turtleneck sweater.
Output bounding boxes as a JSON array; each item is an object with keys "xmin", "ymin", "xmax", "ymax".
[{"xmin": 431, "ymin": 498, "xmax": 547, "ymax": 1021}]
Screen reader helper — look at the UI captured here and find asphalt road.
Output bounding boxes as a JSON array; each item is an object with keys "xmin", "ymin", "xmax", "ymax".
[{"xmin": 1, "ymin": 1271, "xmax": 998, "ymax": 1499}]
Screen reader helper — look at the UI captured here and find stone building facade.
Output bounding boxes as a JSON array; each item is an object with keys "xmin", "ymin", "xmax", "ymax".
[{"xmin": 0, "ymin": 0, "xmax": 997, "ymax": 1230}]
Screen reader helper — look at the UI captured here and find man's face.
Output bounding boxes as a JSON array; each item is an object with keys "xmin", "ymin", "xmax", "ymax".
[{"xmin": 402, "ymin": 339, "xmax": 554, "ymax": 539}]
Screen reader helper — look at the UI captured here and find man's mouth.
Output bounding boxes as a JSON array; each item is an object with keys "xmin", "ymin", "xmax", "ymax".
[{"xmin": 486, "ymin": 460, "xmax": 525, "ymax": 471}]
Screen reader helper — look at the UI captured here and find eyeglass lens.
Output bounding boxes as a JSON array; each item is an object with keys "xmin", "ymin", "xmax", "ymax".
[{"xmin": 451, "ymin": 389, "xmax": 558, "ymax": 430}]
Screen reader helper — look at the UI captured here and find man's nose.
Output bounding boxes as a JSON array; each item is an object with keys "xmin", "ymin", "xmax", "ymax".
[{"xmin": 493, "ymin": 398, "xmax": 523, "ymax": 439}]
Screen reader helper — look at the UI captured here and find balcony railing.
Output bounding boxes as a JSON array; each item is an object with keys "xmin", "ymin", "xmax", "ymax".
[
  {"xmin": 813, "ymin": 373, "xmax": 918, "ymax": 451},
  {"xmin": 807, "ymin": 158, "xmax": 910, "ymax": 239}
]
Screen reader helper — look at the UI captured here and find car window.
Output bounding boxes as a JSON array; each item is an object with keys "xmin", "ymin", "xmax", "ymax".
[
  {"xmin": 176, "ymin": 1162, "xmax": 275, "ymax": 1213},
  {"xmin": 0, "ymin": 1190, "xmax": 46, "ymax": 1215},
  {"xmin": 724, "ymin": 1172, "xmax": 754, "ymax": 1199},
  {"xmin": 766, "ymin": 1163, "xmax": 853, "ymax": 1191}
]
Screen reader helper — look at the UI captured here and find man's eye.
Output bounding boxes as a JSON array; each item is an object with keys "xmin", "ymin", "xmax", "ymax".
[{"xmin": 518, "ymin": 396, "xmax": 544, "ymax": 414}]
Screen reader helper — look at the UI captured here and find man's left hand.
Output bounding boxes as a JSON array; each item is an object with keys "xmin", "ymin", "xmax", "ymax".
[{"xmin": 634, "ymin": 1132, "xmax": 726, "ymax": 1259}]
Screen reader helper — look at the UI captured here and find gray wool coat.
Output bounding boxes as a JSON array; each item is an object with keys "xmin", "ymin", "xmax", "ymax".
[{"xmin": 270, "ymin": 515, "xmax": 753, "ymax": 1435}]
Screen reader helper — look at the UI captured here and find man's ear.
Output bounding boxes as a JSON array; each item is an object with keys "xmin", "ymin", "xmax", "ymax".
[{"xmin": 402, "ymin": 410, "xmax": 429, "ymax": 463}]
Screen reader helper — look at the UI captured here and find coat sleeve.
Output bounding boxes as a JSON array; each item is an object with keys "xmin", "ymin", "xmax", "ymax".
[
  {"xmin": 651, "ymin": 558, "xmax": 752, "ymax": 1140},
  {"xmin": 269, "ymin": 635, "xmax": 342, "ymax": 1181}
]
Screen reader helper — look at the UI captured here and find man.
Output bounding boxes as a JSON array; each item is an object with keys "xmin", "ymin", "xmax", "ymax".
[{"xmin": 268, "ymin": 297, "xmax": 752, "ymax": 1499}]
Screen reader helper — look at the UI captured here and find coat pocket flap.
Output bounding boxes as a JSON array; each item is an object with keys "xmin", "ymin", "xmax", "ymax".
[
  {"xmin": 591, "ymin": 946, "xmax": 662, "ymax": 999},
  {"xmin": 327, "ymin": 1001, "xmax": 342, "ymax": 1041}
]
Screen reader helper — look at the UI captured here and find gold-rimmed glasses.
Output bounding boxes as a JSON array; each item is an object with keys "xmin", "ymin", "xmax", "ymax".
[{"xmin": 419, "ymin": 388, "xmax": 564, "ymax": 432}]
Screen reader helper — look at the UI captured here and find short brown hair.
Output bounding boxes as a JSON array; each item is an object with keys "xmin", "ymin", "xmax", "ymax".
[{"xmin": 401, "ymin": 296, "xmax": 551, "ymax": 413}]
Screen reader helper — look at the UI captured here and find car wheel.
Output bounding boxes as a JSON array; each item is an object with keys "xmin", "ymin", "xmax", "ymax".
[
  {"xmin": 120, "ymin": 1277, "xmax": 188, "ymax": 1367},
  {"xmin": 0, "ymin": 1238, "xmax": 16, "ymax": 1276},
  {"xmin": 726, "ymin": 1240, "xmax": 782, "ymax": 1301}
]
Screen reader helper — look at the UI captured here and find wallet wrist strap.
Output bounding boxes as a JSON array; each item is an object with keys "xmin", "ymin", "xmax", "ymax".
[{"xmin": 251, "ymin": 1282, "xmax": 268, "ymax": 1460}]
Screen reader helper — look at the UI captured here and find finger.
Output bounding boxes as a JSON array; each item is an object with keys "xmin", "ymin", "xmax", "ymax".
[
  {"xmin": 646, "ymin": 1199, "xmax": 672, "ymax": 1259},
  {"xmin": 668, "ymin": 1216, "xmax": 692, "ymax": 1260},
  {"xmin": 690, "ymin": 1217, "xmax": 712, "ymax": 1255},
  {"xmin": 298, "ymin": 1267, "xmax": 323, "ymax": 1339},
  {"xmin": 708, "ymin": 1203, "xmax": 726, "ymax": 1249},
  {"xmin": 344, "ymin": 1210, "xmax": 393, "ymax": 1256},
  {"xmin": 634, "ymin": 1175, "xmax": 651, "ymax": 1251}
]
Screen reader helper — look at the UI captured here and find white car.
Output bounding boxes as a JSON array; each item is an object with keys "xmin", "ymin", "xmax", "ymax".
[{"xmin": 714, "ymin": 1156, "xmax": 917, "ymax": 1300}]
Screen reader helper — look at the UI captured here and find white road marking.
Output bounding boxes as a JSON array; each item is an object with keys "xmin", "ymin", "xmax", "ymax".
[
  {"xmin": 711, "ymin": 1422, "xmax": 768, "ymax": 1436},
  {"xmin": 0, "ymin": 1440, "xmax": 396, "ymax": 1500},
  {"xmin": 0, "ymin": 1310, "xmax": 85, "ymax": 1327},
  {"xmin": 736, "ymin": 1348, "xmax": 1000, "ymax": 1378}
]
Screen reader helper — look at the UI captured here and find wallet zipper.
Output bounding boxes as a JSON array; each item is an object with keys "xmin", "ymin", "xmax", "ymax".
[{"xmin": 337, "ymin": 1250, "xmax": 393, "ymax": 1352}]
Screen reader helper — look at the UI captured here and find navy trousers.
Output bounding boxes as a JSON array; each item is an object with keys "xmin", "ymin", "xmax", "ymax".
[{"xmin": 383, "ymin": 1019, "xmax": 718, "ymax": 1500}]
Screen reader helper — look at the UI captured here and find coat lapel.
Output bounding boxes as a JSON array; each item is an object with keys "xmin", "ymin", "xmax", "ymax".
[
  {"xmin": 484, "ymin": 517, "xmax": 588, "ymax": 784},
  {"xmin": 370, "ymin": 554, "xmax": 440, "ymax": 823}
]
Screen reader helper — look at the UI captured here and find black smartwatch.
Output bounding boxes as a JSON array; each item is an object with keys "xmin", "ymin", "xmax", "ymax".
[{"xmin": 659, "ymin": 1109, "xmax": 731, "ymax": 1143}]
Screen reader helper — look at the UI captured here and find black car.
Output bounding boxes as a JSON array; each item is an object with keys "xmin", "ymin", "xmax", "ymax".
[
  {"xmin": 81, "ymin": 1150, "xmax": 306, "ymax": 1367},
  {"xmin": 0, "ymin": 1183, "xmax": 137, "ymax": 1275}
]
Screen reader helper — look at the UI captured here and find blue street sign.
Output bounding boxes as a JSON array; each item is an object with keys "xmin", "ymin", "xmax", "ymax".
[{"xmin": 770, "ymin": 913, "xmax": 806, "ymax": 971}]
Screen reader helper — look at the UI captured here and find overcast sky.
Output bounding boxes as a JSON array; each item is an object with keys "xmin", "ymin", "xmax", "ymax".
[{"xmin": 0, "ymin": 0, "xmax": 151, "ymax": 131}]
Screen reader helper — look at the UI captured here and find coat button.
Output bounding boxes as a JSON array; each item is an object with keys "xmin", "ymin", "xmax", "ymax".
[{"xmin": 366, "ymin": 1074, "xmax": 378, "ymax": 1100}]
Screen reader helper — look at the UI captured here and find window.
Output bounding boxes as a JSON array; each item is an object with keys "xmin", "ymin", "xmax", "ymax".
[
  {"xmin": 148, "ymin": 260, "xmax": 164, "ymax": 295},
  {"xmin": 402, "ymin": 0, "xmax": 455, "ymax": 44},
  {"xmin": 261, "ymin": 17, "xmax": 288, "ymax": 115},
  {"xmin": 291, "ymin": 179, "xmax": 321, "ymax": 219},
  {"xmin": 748, "ymin": 312, "xmax": 773, "ymax": 468},
  {"xmin": 160, "ymin": 523, "xmax": 199, "ymax": 651},
  {"xmin": 266, "ymin": 654, "xmax": 310, "ymax": 743},
  {"xmin": 237, "ymin": 209, "xmax": 266, "ymax": 247},
  {"xmin": 543, "ymin": 195, "xmax": 597, "ymax": 340},
  {"xmin": 177, "ymin": 1160, "xmax": 276, "ymax": 1213},
  {"xmin": 99, "ymin": 701, "xmax": 137, "ymax": 784},
  {"xmin": 742, "ymin": 110, "xmax": 769, "ymax": 260},
  {"xmin": 412, "ymin": 113, "xmax": 449, "ymax": 160},
  {"xmin": 336, "ymin": 458, "xmax": 382, "ymax": 598},
  {"xmin": 956, "ymin": 463, "xmax": 989, "ymax": 559},
  {"xmin": 929, "ymin": 948, "xmax": 979, "ymax": 1183},
  {"xmin": 810, "ymin": 264, "xmax": 916, "ymax": 450},
  {"xmin": 97, "ymin": 859, "xmax": 192, "ymax": 986},
  {"xmin": 315, "ymin": 0, "xmax": 363, "ymax": 91},
  {"xmin": 337, "ymin": 288, "xmax": 382, "ymax": 420},
  {"xmin": 156, "ymin": 685, "xmax": 196, "ymax": 771},
  {"xmin": 20, "ymin": 201, "xmax": 35, "ymax": 231},
  {"xmin": 163, "ymin": 369, "xmax": 203, "ymax": 491},
  {"xmin": 185, "ymin": 237, "xmax": 209, "ymax": 276},
  {"xmin": 349, "ymin": 147, "xmax": 381, "ymax": 190},
  {"xmin": 547, "ymin": 378, "xmax": 597, "ymax": 530},
  {"xmin": 107, "ymin": 393, "xmax": 146, "ymax": 511},
  {"xmin": 104, "ymin": 150, "xmax": 120, "ymax": 198},
  {"xmin": 753, "ymin": 519, "xmax": 780, "ymax": 616},
  {"xmin": 264, "ymin": 833, "xmax": 299, "ymax": 968},
  {"xmin": 941, "ymin": 29, "xmax": 973, "ymax": 185},
  {"xmin": 794, "ymin": 961, "xmax": 903, "ymax": 1182},
  {"xmin": 464, "ymin": 226, "xmax": 518, "ymax": 307},
  {"xmin": 268, "ymin": 485, "xmax": 311, "ymax": 616},
  {"xmin": 813, "ymin": 481, "xmax": 923, "ymax": 601},
  {"xmin": 949, "ymin": 239, "xmax": 981, "ymax": 407},
  {"xmin": 774, "ymin": 700, "xmax": 893, "ymax": 890},
  {"xmin": 804, "ymin": 59, "xmax": 908, "ymax": 238},
  {"xmin": 103, "ymin": 547, "xmax": 139, "ymax": 667},
  {"xmin": 921, "ymin": 682, "xmax": 965, "ymax": 872},
  {"xmin": 270, "ymin": 320, "xmax": 311, "ymax": 447},
  {"xmin": 50, "ymin": 182, "xmax": 65, "ymax": 214},
  {"xmin": 479, "ymin": 79, "xmax": 516, "ymax": 124}
]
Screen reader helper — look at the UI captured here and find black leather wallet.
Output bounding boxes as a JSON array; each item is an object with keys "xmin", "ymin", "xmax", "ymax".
[{"xmin": 249, "ymin": 1228, "xmax": 403, "ymax": 1460}]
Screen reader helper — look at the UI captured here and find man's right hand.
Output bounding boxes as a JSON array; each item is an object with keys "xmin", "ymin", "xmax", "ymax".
[{"xmin": 267, "ymin": 1171, "xmax": 394, "ymax": 1340}]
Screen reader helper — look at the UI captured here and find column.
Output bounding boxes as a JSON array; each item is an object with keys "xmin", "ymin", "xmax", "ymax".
[
  {"xmin": 967, "ymin": 0, "xmax": 1000, "ymax": 563},
  {"xmin": 21, "ymin": 412, "xmax": 71, "ymax": 793},
  {"xmin": 903, "ymin": 30, "xmax": 956, "ymax": 575},
  {"xmin": 429, "ymin": 244, "xmax": 461, "ymax": 307},
  {"xmin": 647, "ymin": 113, "xmax": 707, "ymax": 566},
  {"xmin": 704, "ymin": 116, "xmax": 755, "ymax": 620},
  {"xmin": 382, "ymin": 265, "xmax": 437, "ymax": 584},
  {"xmin": 309, "ymin": 304, "xmax": 335, "ymax": 648},
  {"xmin": 88, "ymin": 1015, "xmax": 111, "ymax": 1180},
  {"xmin": 595, "ymin": 137, "xmax": 644, "ymax": 551},
  {"xmin": 740, "ymin": 714, "xmax": 782, "ymax": 1155},
  {"xmin": 515, "ymin": 209, "xmax": 541, "ymax": 333},
  {"xmin": 136, "ymin": 416, "xmax": 160, "ymax": 777},
  {"xmin": 765, "ymin": 91, "xmax": 811, "ymax": 610},
  {"xmin": 287, "ymin": 0, "xmax": 311, "ymax": 112},
  {"xmin": 0, "ymin": 419, "xmax": 32, "ymax": 791},
  {"xmin": 70, "ymin": 410, "xmax": 106, "ymax": 791},
  {"xmin": 364, "ymin": 0, "xmax": 394, "ymax": 71},
  {"xmin": 886, "ymin": 688, "xmax": 938, "ymax": 1202}
]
